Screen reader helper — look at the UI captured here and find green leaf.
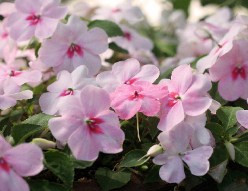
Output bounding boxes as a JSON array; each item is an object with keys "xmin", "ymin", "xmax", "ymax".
[
  {"xmin": 206, "ymin": 122, "xmax": 224, "ymax": 142},
  {"xmin": 44, "ymin": 150, "xmax": 74, "ymax": 188},
  {"xmin": 29, "ymin": 180, "xmax": 68, "ymax": 191},
  {"xmin": 119, "ymin": 149, "xmax": 149, "ymax": 168},
  {"xmin": 88, "ymin": 20, "xmax": 124, "ymax": 37},
  {"xmin": 71, "ymin": 156, "xmax": 94, "ymax": 169},
  {"xmin": 23, "ymin": 113, "xmax": 53, "ymax": 127},
  {"xmin": 109, "ymin": 42, "xmax": 128, "ymax": 53},
  {"xmin": 210, "ymin": 144, "xmax": 229, "ymax": 167},
  {"xmin": 95, "ymin": 168, "xmax": 131, "ymax": 191},
  {"xmin": 144, "ymin": 165, "xmax": 161, "ymax": 183},
  {"xmin": 12, "ymin": 124, "xmax": 45, "ymax": 144},
  {"xmin": 217, "ymin": 106, "xmax": 243, "ymax": 131},
  {"xmin": 170, "ymin": 0, "xmax": 191, "ymax": 16},
  {"xmin": 234, "ymin": 141, "xmax": 248, "ymax": 167}
]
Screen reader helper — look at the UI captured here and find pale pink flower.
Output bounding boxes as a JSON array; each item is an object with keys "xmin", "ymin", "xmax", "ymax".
[
  {"xmin": 153, "ymin": 123, "xmax": 213, "ymax": 184},
  {"xmin": 39, "ymin": 65, "xmax": 96, "ymax": 115},
  {"xmin": 158, "ymin": 64, "xmax": 212, "ymax": 131},
  {"xmin": 0, "ymin": 62, "xmax": 42, "ymax": 86},
  {"xmin": 0, "ymin": 79, "xmax": 33, "ymax": 110},
  {"xmin": 0, "ymin": 135, "xmax": 43, "ymax": 191},
  {"xmin": 38, "ymin": 15, "xmax": 108, "ymax": 75},
  {"xmin": 0, "ymin": 20, "xmax": 17, "ymax": 63},
  {"xmin": 236, "ymin": 108, "xmax": 248, "ymax": 129},
  {"xmin": 111, "ymin": 25, "xmax": 153, "ymax": 53},
  {"xmin": 197, "ymin": 17, "xmax": 248, "ymax": 73},
  {"xmin": 96, "ymin": 58, "xmax": 159, "ymax": 92},
  {"xmin": 209, "ymin": 39, "xmax": 248, "ymax": 101},
  {"xmin": 6, "ymin": 0, "xmax": 67, "ymax": 42},
  {"xmin": 48, "ymin": 85, "xmax": 125, "ymax": 161},
  {"xmin": 93, "ymin": 1, "xmax": 143, "ymax": 24},
  {"xmin": 0, "ymin": 2, "xmax": 16, "ymax": 17},
  {"xmin": 110, "ymin": 81, "xmax": 167, "ymax": 120}
]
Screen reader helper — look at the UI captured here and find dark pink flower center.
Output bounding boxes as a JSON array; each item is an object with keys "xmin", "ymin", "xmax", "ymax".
[
  {"xmin": 0, "ymin": 158, "xmax": 10, "ymax": 172},
  {"xmin": 232, "ymin": 66, "xmax": 246, "ymax": 80},
  {"xmin": 60, "ymin": 88, "xmax": 74, "ymax": 97},
  {"xmin": 86, "ymin": 118, "xmax": 104, "ymax": 134},
  {"xmin": 67, "ymin": 44, "xmax": 83, "ymax": 58},
  {"xmin": 112, "ymin": 8, "xmax": 121, "ymax": 13},
  {"xmin": 9, "ymin": 70, "xmax": 22, "ymax": 77},
  {"xmin": 124, "ymin": 78, "xmax": 137, "ymax": 85},
  {"xmin": 124, "ymin": 32, "xmax": 132, "ymax": 41},
  {"xmin": 1, "ymin": 32, "xmax": 8, "ymax": 39},
  {"xmin": 167, "ymin": 92, "xmax": 181, "ymax": 107},
  {"xmin": 26, "ymin": 14, "xmax": 41, "ymax": 26},
  {"xmin": 129, "ymin": 90, "xmax": 143, "ymax": 100}
]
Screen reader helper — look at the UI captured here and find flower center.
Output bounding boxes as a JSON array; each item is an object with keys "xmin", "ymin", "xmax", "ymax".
[
  {"xmin": 9, "ymin": 70, "xmax": 22, "ymax": 77},
  {"xmin": 67, "ymin": 43, "xmax": 83, "ymax": 58},
  {"xmin": 26, "ymin": 14, "xmax": 41, "ymax": 26},
  {"xmin": 129, "ymin": 90, "xmax": 143, "ymax": 100},
  {"xmin": 1, "ymin": 32, "xmax": 8, "ymax": 39},
  {"xmin": 124, "ymin": 78, "xmax": 137, "ymax": 85},
  {"xmin": 86, "ymin": 118, "xmax": 104, "ymax": 134},
  {"xmin": 60, "ymin": 88, "xmax": 74, "ymax": 97},
  {"xmin": 232, "ymin": 66, "xmax": 246, "ymax": 80},
  {"xmin": 112, "ymin": 8, "xmax": 121, "ymax": 13},
  {"xmin": 0, "ymin": 158, "xmax": 10, "ymax": 172},
  {"xmin": 124, "ymin": 32, "xmax": 132, "ymax": 41},
  {"xmin": 167, "ymin": 92, "xmax": 181, "ymax": 107}
]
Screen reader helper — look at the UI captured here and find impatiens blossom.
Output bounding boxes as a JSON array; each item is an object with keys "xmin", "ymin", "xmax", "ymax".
[
  {"xmin": 7, "ymin": 0, "xmax": 67, "ymax": 41},
  {"xmin": 111, "ymin": 25, "xmax": 153, "ymax": 53},
  {"xmin": 111, "ymin": 81, "xmax": 167, "ymax": 120},
  {"xmin": 0, "ymin": 79, "xmax": 33, "ymax": 110},
  {"xmin": 48, "ymin": 85, "xmax": 125, "ymax": 161},
  {"xmin": 0, "ymin": 62, "xmax": 42, "ymax": 86},
  {"xmin": 0, "ymin": 135, "xmax": 43, "ymax": 191},
  {"xmin": 153, "ymin": 123, "xmax": 213, "ymax": 184},
  {"xmin": 96, "ymin": 58, "xmax": 159, "ymax": 92},
  {"xmin": 38, "ymin": 15, "xmax": 108, "ymax": 75},
  {"xmin": 39, "ymin": 65, "xmax": 96, "ymax": 115},
  {"xmin": 158, "ymin": 64, "xmax": 212, "ymax": 131},
  {"xmin": 93, "ymin": 1, "xmax": 143, "ymax": 24},
  {"xmin": 209, "ymin": 40, "xmax": 248, "ymax": 101},
  {"xmin": 236, "ymin": 108, "xmax": 248, "ymax": 129}
]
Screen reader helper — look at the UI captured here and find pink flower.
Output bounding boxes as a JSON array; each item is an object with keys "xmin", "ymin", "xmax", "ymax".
[
  {"xmin": 0, "ymin": 135, "xmax": 43, "ymax": 191},
  {"xmin": 236, "ymin": 109, "xmax": 248, "ymax": 129},
  {"xmin": 0, "ymin": 20, "xmax": 17, "ymax": 63},
  {"xmin": 6, "ymin": 0, "xmax": 67, "ymax": 42},
  {"xmin": 0, "ymin": 62, "xmax": 42, "ymax": 86},
  {"xmin": 158, "ymin": 64, "xmax": 212, "ymax": 131},
  {"xmin": 0, "ymin": 79, "xmax": 33, "ymax": 110},
  {"xmin": 209, "ymin": 40, "xmax": 248, "ymax": 101},
  {"xmin": 110, "ymin": 81, "xmax": 167, "ymax": 120},
  {"xmin": 111, "ymin": 25, "xmax": 153, "ymax": 53},
  {"xmin": 153, "ymin": 123, "xmax": 213, "ymax": 184},
  {"xmin": 93, "ymin": 1, "xmax": 143, "ymax": 24},
  {"xmin": 38, "ymin": 15, "xmax": 108, "ymax": 75},
  {"xmin": 48, "ymin": 85, "xmax": 125, "ymax": 161},
  {"xmin": 96, "ymin": 58, "xmax": 160, "ymax": 92},
  {"xmin": 39, "ymin": 65, "xmax": 96, "ymax": 115}
]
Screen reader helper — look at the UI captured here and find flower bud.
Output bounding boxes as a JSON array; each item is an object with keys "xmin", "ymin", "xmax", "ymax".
[
  {"xmin": 147, "ymin": 144, "xmax": 163, "ymax": 157},
  {"xmin": 32, "ymin": 138, "xmax": 56, "ymax": 150}
]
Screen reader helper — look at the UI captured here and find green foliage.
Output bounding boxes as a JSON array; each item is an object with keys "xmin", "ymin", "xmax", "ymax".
[
  {"xmin": 29, "ymin": 180, "xmax": 68, "ymax": 191},
  {"xmin": 169, "ymin": 0, "xmax": 191, "ymax": 16},
  {"xmin": 88, "ymin": 20, "xmax": 124, "ymax": 37},
  {"xmin": 44, "ymin": 150, "xmax": 74, "ymax": 188},
  {"xmin": 234, "ymin": 141, "xmax": 248, "ymax": 167},
  {"xmin": 119, "ymin": 149, "xmax": 149, "ymax": 168},
  {"xmin": 95, "ymin": 168, "xmax": 131, "ymax": 191}
]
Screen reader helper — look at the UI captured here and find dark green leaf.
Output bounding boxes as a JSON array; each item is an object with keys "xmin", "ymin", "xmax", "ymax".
[
  {"xmin": 206, "ymin": 122, "xmax": 224, "ymax": 142},
  {"xmin": 95, "ymin": 168, "xmax": 131, "ymax": 191},
  {"xmin": 23, "ymin": 113, "xmax": 53, "ymax": 127},
  {"xmin": 119, "ymin": 149, "xmax": 149, "ymax": 168},
  {"xmin": 29, "ymin": 180, "xmax": 68, "ymax": 191},
  {"xmin": 210, "ymin": 144, "xmax": 229, "ymax": 167},
  {"xmin": 44, "ymin": 150, "xmax": 74, "ymax": 188},
  {"xmin": 234, "ymin": 141, "xmax": 248, "ymax": 167},
  {"xmin": 217, "ymin": 106, "xmax": 243, "ymax": 131},
  {"xmin": 109, "ymin": 42, "xmax": 128, "ymax": 53},
  {"xmin": 71, "ymin": 156, "xmax": 94, "ymax": 169},
  {"xmin": 88, "ymin": 20, "xmax": 124, "ymax": 37},
  {"xmin": 144, "ymin": 165, "xmax": 161, "ymax": 183}
]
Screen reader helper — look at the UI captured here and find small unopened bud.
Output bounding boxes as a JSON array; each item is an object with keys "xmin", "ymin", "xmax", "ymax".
[
  {"xmin": 32, "ymin": 138, "xmax": 56, "ymax": 150},
  {"xmin": 147, "ymin": 144, "xmax": 163, "ymax": 157},
  {"xmin": 225, "ymin": 142, "xmax": 235, "ymax": 161}
]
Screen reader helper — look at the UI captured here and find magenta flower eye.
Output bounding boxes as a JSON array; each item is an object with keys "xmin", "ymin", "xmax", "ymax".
[
  {"xmin": 0, "ymin": 158, "xmax": 10, "ymax": 172},
  {"xmin": 26, "ymin": 14, "xmax": 41, "ymax": 26},
  {"xmin": 67, "ymin": 44, "xmax": 83, "ymax": 58},
  {"xmin": 232, "ymin": 66, "xmax": 246, "ymax": 80}
]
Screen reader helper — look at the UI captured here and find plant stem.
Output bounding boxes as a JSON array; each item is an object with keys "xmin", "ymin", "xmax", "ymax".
[{"xmin": 136, "ymin": 113, "xmax": 141, "ymax": 142}]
